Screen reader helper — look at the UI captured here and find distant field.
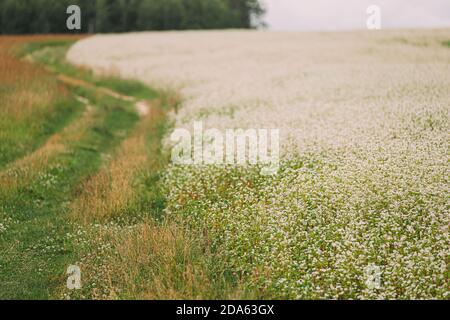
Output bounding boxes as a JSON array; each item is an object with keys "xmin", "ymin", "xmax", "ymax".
[
  {"xmin": 68, "ymin": 29, "xmax": 450, "ymax": 299},
  {"xmin": 0, "ymin": 29, "xmax": 448, "ymax": 299}
]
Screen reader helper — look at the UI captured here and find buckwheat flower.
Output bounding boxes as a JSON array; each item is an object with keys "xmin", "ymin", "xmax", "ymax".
[{"xmin": 69, "ymin": 29, "xmax": 450, "ymax": 299}]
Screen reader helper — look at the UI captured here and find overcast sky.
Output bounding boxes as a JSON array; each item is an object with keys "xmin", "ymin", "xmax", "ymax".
[{"xmin": 263, "ymin": 0, "xmax": 450, "ymax": 31}]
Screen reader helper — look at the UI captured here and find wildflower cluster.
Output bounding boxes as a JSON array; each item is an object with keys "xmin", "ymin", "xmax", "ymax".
[{"xmin": 68, "ymin": 29, "xmax": 450, "ymax": 299}]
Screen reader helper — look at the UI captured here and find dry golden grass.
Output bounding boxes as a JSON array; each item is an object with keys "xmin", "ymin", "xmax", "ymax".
[
  {"xmin": 63, "ymin": 218, "xmax": 248, "ymax": 300},
  {"xmin": 109, "ymin": 221, "xmax": 246, "ymax": 299},
  {"xmin": 1, "ymin": 89, "xmax": 59, "ymax": 120},
  {"xmin": 70, "ymin": 101, "xmax": 163, "ymax": 224},
  {"xmin": 0, "ymin": 36, "xmax": 83, "ymax": 120}
]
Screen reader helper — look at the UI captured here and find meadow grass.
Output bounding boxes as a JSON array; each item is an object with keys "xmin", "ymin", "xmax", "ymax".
[
  {"xmin": 0, "ymin": 38, "xmax": 140, "ymax": 298},
  {"xmin": 0, "ymin": 38, "xmax": 246, "ymax": 300},
  {"xmin": 19, "ymin": 40, "xmax": 158, "ymax": 101},
  {"xmin": 0, "ymin": 44, "xmax": 140, "ymax": 297},
  {"xmin": 0, "ymin": 36, "xmax": 83, "ymax": 168},
  {"xmin": 0, "ymin": 101, "xmax": 137, "ymax": 298}
]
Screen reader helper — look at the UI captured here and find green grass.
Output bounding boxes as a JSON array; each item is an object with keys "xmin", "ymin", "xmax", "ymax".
[
  {"xmin": 0, "ymin": 40, "xmax": 82, "ymax": 169},
  {"xmin": 20, "ymin": 40, "xmax": 158, "ymax": 101},
  {"xmin": 0, "ymin": 98, "xmax": 80, "ymax": 168},
  {"xmin": 0, "ymin": 40, "xmax": 144, "ymax": 299},
  {"xmin": 16, "ymin": 40, "xmax": 76, "ymax": 55},
  {"xmin": 0, "ymin": 104, "xmax": 138, "ymax": 299},
  {"xmin": 96, "ymin": 77, "xmax": 159, "ymax": 101},
  {"xmin": 1, "ymin": 39, "xmax": 246, "ymax": 300},
  {"xmin": 443, "ymin": 40, "xmax": 450, "ymax": 48}
]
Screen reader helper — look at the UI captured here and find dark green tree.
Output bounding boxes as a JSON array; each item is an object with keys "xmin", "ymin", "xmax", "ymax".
[{"xmin": 0, "ymin": 0, "xmax": 265, "ymax": 34}]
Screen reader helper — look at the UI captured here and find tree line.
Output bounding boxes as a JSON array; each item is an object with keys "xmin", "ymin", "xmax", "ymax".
[{"xmin": 0, "ymin": 0, "xmax": 265, "ymax": 34}]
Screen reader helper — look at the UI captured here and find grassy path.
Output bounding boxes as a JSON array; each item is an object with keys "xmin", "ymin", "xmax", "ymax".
[
  {"xmin": 0, "ymin": 36, "xmax": 83, "ymax": 169},
  {"xmin": 0, "ymin": 40, "xmax": 158, "ymax": 299},
  {"xmin": 1, "ymin": 38, "xmax": 245, "ymax": 300},
  {"xmin": 0, "ymin": 80, "xmax": 140, "ymax": 299}
]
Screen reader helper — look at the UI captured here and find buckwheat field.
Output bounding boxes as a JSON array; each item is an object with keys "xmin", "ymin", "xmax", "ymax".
[{"xmin": 68, "ymin": 29, "xmax": 450, "ymax": 299}]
